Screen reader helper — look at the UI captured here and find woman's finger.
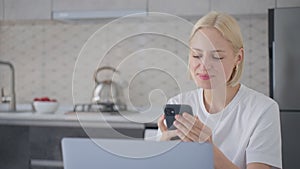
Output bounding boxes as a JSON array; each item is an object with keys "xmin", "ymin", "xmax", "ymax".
[
  {"xmin": 160, "ymin": 130, "xmax": 177, "ymax": 141},
  {"xmin": 179, "ymin": 113, "xmax": 210, "ymax": 136},
  {"xmin": 176, "ymin": 129, "xmax": 190, "ymax": 141},
  {"xmin": 175, "ymin": 114, "xmax": 213, "ymax": 142},
  {"xmin": 157, "ymin": 114, "xmax": 167, "ymax": 132},
  {"xmin": 176, "ymin": 124, "xmax": 211, "ymax": 142},
  {"xmin": 175, "ymin": 114, "xmax": 202, "ymax": 136},
  {"xmin": 175, "ymin": 113, "xmax": 195, "ymax": 130},
  {"xmin": 174, "ymin": 120, "xmax": 200, "ymax": 141},
  {"xmin": 182, "ymin": 113, "xmax": 205, "ymax": 129},
  {"xmin": 176, "ymin": 129, "xmax": 195, "ymax": 142}
]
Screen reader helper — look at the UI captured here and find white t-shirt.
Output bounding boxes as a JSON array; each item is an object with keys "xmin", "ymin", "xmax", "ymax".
[{"xmin": 157, "ymin": 84, "xmax": 282, "ymax": 169}]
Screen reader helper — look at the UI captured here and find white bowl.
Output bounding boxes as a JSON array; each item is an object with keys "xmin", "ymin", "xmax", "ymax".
[{"xmin": 33, "ymin": 101, "xmax": 59, "ymax": 114}]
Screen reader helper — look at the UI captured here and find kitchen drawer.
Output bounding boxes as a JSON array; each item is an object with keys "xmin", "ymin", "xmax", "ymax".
[
  {"xmin": 30, "ymin": 126, "xmax": 87, "ymax": 161},
  {"xmin": 29, "ymin": 126, "xmax": 144, "ymax": 161},
  {"xmin": 280, "ymin": 112, "xmax": 300, "ymax": 169},
  {"xmin": 0, "ymin": 125, "xmax": 30, "ymax": 169},
  {"xmin": 31, "ymin": 165, "xmax": 62, "ymax": 169}
]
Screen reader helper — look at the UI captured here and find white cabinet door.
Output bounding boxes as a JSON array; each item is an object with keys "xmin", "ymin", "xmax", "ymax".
[
  {"xmin": 4, "ymin": 0, "xmax": 51, "ymax": 20},
  {"xmin": 277, "ymin": 0, "xmax": 300, "ymax": 8},
  {"xmin": 148, "ymin": 0, "xmax": 210, "ymax": 16},
  {"xmin": 0, "ymin": 0, "xmax": 3, "ymax": 20},
  {"xmin": 211, "ymin": 0, "xmax": 276, "ymax": 14},
  {"xmin": 53, "ymin": 0, "xmax": 146, "ymax": 11}
]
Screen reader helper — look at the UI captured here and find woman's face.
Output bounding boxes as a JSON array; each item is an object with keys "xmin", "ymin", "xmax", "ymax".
[{"xmin": 189, "ymin": 28, "xmax": 242, "ymax": 89}]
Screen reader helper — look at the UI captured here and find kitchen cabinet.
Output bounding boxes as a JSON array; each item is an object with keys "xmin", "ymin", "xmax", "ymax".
[
  {"xmin": 52, "ymin": 0, "xmax": 147, "ymax": 12},
  {"xmin": 30, "ymin": 126, "xmax": 144, "ymax": 169},
  {"xmin": 0, "ymin": 112, "xmax": 147, "ymax": 169},
  {"xmin": 277, "ymin": 0, "xmax": 300, "ymax": 8},
  {"xmin": 4, "ymin": 0, "xmax": 51, "ymax": 20},
  {"xmin": 0, "ymin": 0, "xmax": 3, "ymax": 20},
  {"xmin": 211, "ymin": 0, "xmax": 275, "ymax": 14},
  {"xmin": 0, "ymin": 125, "xmax": 30, "ymax": 169},
  {"xmin": 0, "ymin": 125, "xmax": 144, "ymax": 169},
  {"xmin": 280, "ymin": 112, "xmax": 300, "ymax": 169},
  {"xmin": 148, "ymin": 0, "xmax": 210, "ymax": 16}
]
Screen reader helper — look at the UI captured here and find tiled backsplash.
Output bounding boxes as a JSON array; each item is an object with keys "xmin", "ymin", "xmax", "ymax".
[{"xmin": 0, "ymin": 14, "xmax": 269, "ymax": 109}]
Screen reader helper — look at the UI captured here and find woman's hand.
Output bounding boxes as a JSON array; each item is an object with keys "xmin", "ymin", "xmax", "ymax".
[
  {"xmin": 174, "ymin": 112, "xmax": 212, "ymax": 143},
  {"xmin": 157, "ymin": 115, "xmax": 177, "ymax": 141}
]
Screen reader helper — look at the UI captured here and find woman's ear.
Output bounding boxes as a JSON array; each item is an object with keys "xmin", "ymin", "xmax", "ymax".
[{"xmin": 236, "ymin": 48, "xmax": 244, "ymax": 65}]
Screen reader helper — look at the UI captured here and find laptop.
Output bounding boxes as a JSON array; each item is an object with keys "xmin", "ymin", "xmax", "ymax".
[{"xmin": 62, "ymin": 138, "xmax": 213, "ymax": 169}]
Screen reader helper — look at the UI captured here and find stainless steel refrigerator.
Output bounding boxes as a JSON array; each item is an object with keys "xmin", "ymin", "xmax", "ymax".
[{"xmin": 269, "ymin": 7, "xmax": 300, "ymax": 169}]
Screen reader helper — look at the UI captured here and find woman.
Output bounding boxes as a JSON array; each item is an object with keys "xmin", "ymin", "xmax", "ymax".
[{"xmin": 157, "ymin": 11, "xmax": 282, "ymax": 169}]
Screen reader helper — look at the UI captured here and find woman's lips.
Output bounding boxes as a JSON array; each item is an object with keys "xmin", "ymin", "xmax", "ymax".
[{"xmin": 197, "ymin": 73, "xmax": 211, "ymax": 80}]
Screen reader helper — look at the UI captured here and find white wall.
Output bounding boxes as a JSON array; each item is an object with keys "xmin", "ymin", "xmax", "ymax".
[{"xmin": 0, "ymin": 14, "xmax": 270, "ymax": 108}]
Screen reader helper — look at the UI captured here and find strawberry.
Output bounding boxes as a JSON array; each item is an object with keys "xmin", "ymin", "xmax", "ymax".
[
  {"xmin": 41, "ymin": 97, "xmax": 50, "ymax": 101},
  {"xmin": 34, "ymin": 97, "xmax": 57, "ymax": 102},
  {"xmin": 34, "ymin": 98, "xmax": 41, "ymax": 101}
]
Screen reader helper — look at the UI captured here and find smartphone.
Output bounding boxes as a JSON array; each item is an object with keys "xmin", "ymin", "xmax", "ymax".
[{"xmin": 164, "ymin": 104, "xmax": 193, "ymax": 130}]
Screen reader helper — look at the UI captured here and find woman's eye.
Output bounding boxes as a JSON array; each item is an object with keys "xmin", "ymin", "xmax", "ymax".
[
  {"xmin": 212, "ymin": 54, "xmax": 224, "ymax": 60},
  {"xmin": 192, "ymin": 55, "xmax": 202, "ymax": 59}
]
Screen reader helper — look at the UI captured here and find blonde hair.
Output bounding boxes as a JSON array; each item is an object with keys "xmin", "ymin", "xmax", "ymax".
[{"xmin": 189, "ymin": 11, "xmax": 244, "ymax": 87}]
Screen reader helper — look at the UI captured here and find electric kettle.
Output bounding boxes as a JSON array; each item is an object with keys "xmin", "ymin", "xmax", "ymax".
[{"xmin": 91, "ymin": 66, "xmax": 126, "ymax": 111}]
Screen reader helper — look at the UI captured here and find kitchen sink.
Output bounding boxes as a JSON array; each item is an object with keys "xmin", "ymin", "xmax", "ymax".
[
  {"xmin": 0, "ymin": 110, "xmax": 33, "ymax": 113},
  {"xmin": 0, "ymin": 103, "xmax": 33, "ymax": 114}
]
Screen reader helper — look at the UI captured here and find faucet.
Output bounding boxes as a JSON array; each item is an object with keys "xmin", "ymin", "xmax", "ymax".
[{"xmin": 0, "ymin": 60, "xmax": 16, "ymax": 111}]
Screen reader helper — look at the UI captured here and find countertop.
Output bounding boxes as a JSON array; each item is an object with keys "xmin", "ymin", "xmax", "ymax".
[
  {"xmin": 0, "ymin": 111, "xmax": 158, "ymax": 129},
  {"xmin": 0, "ymin": 104, "xmax": 160, "ymax": 129}
]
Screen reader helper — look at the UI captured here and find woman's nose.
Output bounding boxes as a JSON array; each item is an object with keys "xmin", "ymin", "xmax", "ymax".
[{"xmin": 199, "ymin": 54, "xmax": 212, "ymax": 69}]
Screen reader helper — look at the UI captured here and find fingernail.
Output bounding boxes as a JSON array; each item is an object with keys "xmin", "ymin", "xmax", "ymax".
[
  {"xmin": 183, "ymin": 112, "xmax": 190, "ymax": 117},
  {"xmin": 173, "ymin": 121, "xmax": 177, "ymax": 125}
]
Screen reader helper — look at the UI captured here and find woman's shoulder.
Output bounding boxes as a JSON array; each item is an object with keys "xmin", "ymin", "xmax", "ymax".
[
  {"xmin": 232, "ymin": 85, "xmax": 280, "ymax": 125},
  {"xmin": 240, "ymin": 84, "xmax": 278, "ymax": 109}
]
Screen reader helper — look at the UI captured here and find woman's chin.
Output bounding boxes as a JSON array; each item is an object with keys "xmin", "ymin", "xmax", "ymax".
[
  {"xmin": 195, "ymin": 81, "xmax": 213, "ymax": 89},
  {"xmin": 194, "ymin": 80, "xmax": 226, "ymax": 89}
]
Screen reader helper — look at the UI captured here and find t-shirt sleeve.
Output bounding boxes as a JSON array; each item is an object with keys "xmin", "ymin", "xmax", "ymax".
[{"xmin": 246, "ymin": 103, "xmax": 282, "ymax": 169}]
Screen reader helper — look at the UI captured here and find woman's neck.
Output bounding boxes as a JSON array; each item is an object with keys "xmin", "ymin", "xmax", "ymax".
[{"xmin": 203, "ymin": 84, "xmax": 241, "ymax": 114}]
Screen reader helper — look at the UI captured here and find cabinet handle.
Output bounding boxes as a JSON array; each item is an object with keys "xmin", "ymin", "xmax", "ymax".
[{"xmin": 31, "ymin": 159, "xmax": 63, "ymax": 167}]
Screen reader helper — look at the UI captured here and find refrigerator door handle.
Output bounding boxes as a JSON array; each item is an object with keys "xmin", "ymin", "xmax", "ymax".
[{"xmin": 272, "ymin": 41, "xmax": 276, "ymax": 90}]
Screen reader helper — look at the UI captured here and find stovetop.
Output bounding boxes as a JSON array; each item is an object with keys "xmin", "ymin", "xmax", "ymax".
[{"xmin": 73, "ymin": 102, "xmax": 126, "ymax": 113}]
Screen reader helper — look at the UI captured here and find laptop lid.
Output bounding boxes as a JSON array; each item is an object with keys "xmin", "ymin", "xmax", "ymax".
[{"xmin": 62, "ymin": 138, "xmax": 213, "ymax": 169}]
